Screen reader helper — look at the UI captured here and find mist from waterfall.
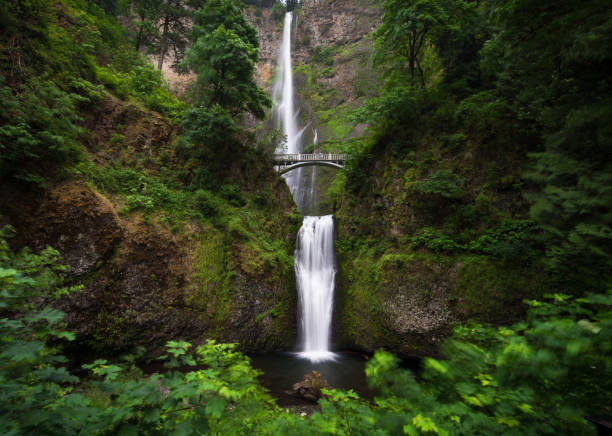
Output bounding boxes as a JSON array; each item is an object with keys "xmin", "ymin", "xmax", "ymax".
[{"xmin": 273, "ymin": 12, "xmax": 336, "ymax": 362}]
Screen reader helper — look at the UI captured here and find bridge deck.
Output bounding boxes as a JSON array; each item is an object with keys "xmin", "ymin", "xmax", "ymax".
[{"xmin": 273, "ymin": 153, "xmax": 347, "ymax": 165}]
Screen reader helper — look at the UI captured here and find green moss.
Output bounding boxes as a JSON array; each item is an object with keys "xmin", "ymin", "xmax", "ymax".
[
  {"xmin": 192, "ymin": 228, "xmax": 228, "ymax": 311},
  {"xmin": 455, "ymin": 256, "xmax": 546, "ymax": 322}
]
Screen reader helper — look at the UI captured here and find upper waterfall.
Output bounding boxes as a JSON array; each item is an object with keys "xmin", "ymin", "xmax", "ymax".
[
  {"xmin": 273, "ymin": 12, "xmax": 316, "ymax": 211},
  {"xmin": 274, "ymin": 12, "xmax": 299, "ymax": 157}
]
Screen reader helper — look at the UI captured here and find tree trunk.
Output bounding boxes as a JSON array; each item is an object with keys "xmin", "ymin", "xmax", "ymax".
[
  {"xmin": 409, "ymin": 31, "xmax": 417, "ymax": 79},
  {"xmin": 158, "ymin": 15, "xmax": 170, "ymax": 70},
  {"xmin": 135, "ymin": 22, "xmax": 145, "ymax": 51},
  {"xmin": 416, "ymin": 59, "xmax": 425, "ymax": 87}
]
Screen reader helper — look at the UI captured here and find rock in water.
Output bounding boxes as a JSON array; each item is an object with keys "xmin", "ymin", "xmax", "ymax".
[{"xmin": 288, "ymin": 371, "xmax": 330, "ymax": 402}]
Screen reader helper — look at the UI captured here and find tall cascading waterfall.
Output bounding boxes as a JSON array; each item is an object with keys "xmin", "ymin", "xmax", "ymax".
[
  {"xmin": 273, "ymin": 12, "xmax": 300, "ymax": 202},
  {"xmin": 295, "ymin": 216, "xmax": 336, "ymax": 362},
  {"xmin": 273, "ymin": 12, "xmax": 337, "ymax": 362}
]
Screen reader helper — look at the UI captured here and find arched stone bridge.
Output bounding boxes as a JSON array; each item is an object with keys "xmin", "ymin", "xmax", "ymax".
[{"xmin": 273, "ymin": 153, "xmax": 347, "ymax": 175}]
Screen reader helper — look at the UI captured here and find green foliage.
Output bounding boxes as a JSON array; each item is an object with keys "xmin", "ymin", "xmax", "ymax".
[
  {"xmin": 409, "ymin": 220, "xmax": 545, "ymax": 264},
  {"xmin": 312, "ymin": 46, "xmax": 336, "ymax": 66},
  {"xmin": 0, "ymin": 227, "xmax": 82, "ymax": 435},
  {"xmin": 220, "ymin": 184, "xmax": 247, "ymax": 207},
  {"xmin": 183, "ymin": 0, "xmax": 270, "ymax": 118},
  {"xmin": 479, "ymin": 0, "xmax": 612, "ymax": 292},
  {"xmin": 0, "ymin": 76, "xmax": 83, "ymax": 184},
  {"xmin": 183, "ymin": 104, "xmax": 238, "ymax": 155},
  {"xmin": 412, "ymin": 170, "xmax": 464, "ymax": 200},
  {"xmin": 431, "ymin": 0, "xmax": 489, "ymax": 97},
  {"xmin": 2, "ymin": 229, "xmax": 610, "ymax": 434},
  {"xmin": 411, "ymin": 227, "xmax": 462, "ymax": 253},
  {"xmin": 374, "ymin": 0, "xmax": 447, "ymax": 84},
  {"xmin": 468, "ymin": 220, "xmax": 544, "ymax": 265},
  {"xmin": 353, "ymin": 80, "xmax": 444, "ymax": 129},
  {"xmin": 194, "ymin": 189, "xmax": 223, "ymax": 218},
  {"xmin": 0, "ymin": 233, "xmax": 276, "ymax": 433},
  {"xmin": 368, "ymin": 293, "xmax": 610, "ymax": 435},
  {"xmin": 181, "ymin": 0, "xmax": 270, "ymax": 163},
  {"xmin": 270, "ymin": 2, "xmax": 286, "ymax": 22},
  {"xmin": 96, "ymin": 62, "xmax": 186, "ymax": 118}
]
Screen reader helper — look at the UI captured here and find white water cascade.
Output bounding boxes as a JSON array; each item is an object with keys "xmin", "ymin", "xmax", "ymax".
[
  {"xmin": 273, "ymin": 12, "xmax": 301, "ymax": 199},
  {"xmin": 295, "ymin": 216, "xmax": 336, "ymax": 362},
  {"xmin": 273, "ymin": 12, "xmax": 337, "ymax": 362}
]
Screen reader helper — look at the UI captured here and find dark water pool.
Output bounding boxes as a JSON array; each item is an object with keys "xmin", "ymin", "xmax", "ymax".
[{"xmin": 248, "ymin": 352, "xmax": 375, "ymax": 406}]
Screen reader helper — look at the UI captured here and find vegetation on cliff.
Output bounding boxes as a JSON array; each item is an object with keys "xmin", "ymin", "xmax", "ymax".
[
  {"xmin": 0, "ymin": 0, "xmax": 611, "ymax": 434},
  {"xmin": 0, "ymin": 0, "xmax": 298, "ymax": 356},
  {"xmin": 327, "ymin": 0, "xmax": 612, "ymax": 357},
  {"xmin": 1, "ymin": 234, "xmax": 610, "ymax": 434}
]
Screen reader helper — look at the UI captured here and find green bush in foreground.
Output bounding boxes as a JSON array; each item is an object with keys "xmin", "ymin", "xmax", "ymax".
[{"xmin": 1, "ymin": 229, "xmax": 610, "ymax": 435}]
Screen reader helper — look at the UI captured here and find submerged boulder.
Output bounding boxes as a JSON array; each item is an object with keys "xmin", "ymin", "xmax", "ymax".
[{"xmin": 288, "ymin": 371, "xmax": 331, "ymax": 402}]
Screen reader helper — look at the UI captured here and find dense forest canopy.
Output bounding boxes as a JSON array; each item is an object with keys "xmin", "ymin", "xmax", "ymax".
[{"xmin": 0, "ymin": 0, "xmax": 610, "ymax": 434}]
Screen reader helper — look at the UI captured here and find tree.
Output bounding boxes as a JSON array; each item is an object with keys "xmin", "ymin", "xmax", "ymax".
[
  {"xmin": 155, "ymin": 0, "xmax": 190, "ymax": 70},
  {"xmin": 183, "ymin": 0, "xmax": 269, "ymax": 118},
  {"xmin": 431, "ymin": 0, "xmax": 491, "ymax": 96},
  {"xmin": 374, "ymin": 0, "xmax": 447, "ymax": 85},
  {"xmin": 481, "ymin": 0, "xmax": 612, "ymax": 291},
  {"xmin": 129, "ymin": 0, "xmax": 161, "ymax": 52},
  {"xmin": 0, "ymin": 77, "xmax": 83, "ymax": 184}
]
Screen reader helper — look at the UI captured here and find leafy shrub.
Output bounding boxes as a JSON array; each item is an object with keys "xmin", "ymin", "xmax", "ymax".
[
  {"xmin": 469, "ymin": 219, "xmax": 544, "ymax": 265},
  {"xmin": 88, "ymin": 165, "xmax": 190, "ymax": 217},
  {"xmin": 411, "ymin": 227, "xmax": 462, "ymax": 253},
  {"xmin": 353, "ymin": 81, "xmax": 444, "ymax": 127},
  {"xmin": 361, "ymin": 293, "xmax": 611, "ymax": 435},
  {"xmin": 130, "ymin": 64, "xmax": 162, "ymax": 95},
  {"xmin": 252, "ymin": 188, "xmax": 270, "ymax": 208},
  {"xmin": 220, "ymin": 184, "xmax": 246, "ymax": 207},
  {"xmin": 312, "ymin": 46, "xmax": 336, "ymax": 66},
  {"xmin": 194, "ymin": 189, "xmax": 221, "ymax": 218},
  {"xmin": 0, "ymin": 77, "xmax": 84, "ymax": 184},
  {"xmin": 412, "ymin": 170, "xmax": 465, "ymax": 200},
  {"xmin": 95, "ymin": 63, "xmax": 185, "ymax": 118},
  {"xmin": 183, "ymin": 104, "xmax": 237, "ymax": 158}
]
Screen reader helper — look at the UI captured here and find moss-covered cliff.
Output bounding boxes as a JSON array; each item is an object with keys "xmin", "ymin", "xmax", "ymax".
[
  {"xmin": 0, "ymin": 0, "xmax": 300, "ymax": 357},
  {"xmin": 330, "ymin": 93, "xmax": 550, "ymax": 357},
  {"xmin": 242, "ymin": 0, "xmax": 552, "ymax": 358},
  {"xmin": 1, "ymin": 93, "xmax": 301, "ymax": 356}
]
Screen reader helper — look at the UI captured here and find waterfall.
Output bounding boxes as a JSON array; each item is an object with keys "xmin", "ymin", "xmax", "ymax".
[
  {"xmin": 273, "ymin": 13, "xmax": 336, "ymax": 362},
  {"xmin": 273, "ymin": 12, "xmax": 301, "ymax": 199},
  {"xmin": 295, "ymin": 215, "xmax": 336, "ymax": 362},
  {"xmin": 274, "ymin": 12, "xmax": 298, "ymax": 156}
]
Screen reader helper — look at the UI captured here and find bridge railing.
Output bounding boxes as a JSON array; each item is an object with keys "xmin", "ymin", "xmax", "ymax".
[{"xmin": 272, "ymin": 153, "xmax": 348, "ymax": 162}]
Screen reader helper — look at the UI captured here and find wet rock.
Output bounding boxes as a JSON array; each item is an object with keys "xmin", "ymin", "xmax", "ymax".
[
  {"xmin": 0, "ymin": 182, "xmax": 122, "ymax": 276},
  {"xmin": 287, "ymin": 371, "xmax": 331, "ymax": 402}
]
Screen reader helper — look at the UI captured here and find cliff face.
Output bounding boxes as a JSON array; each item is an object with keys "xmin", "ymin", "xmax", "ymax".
[
  {"xmin": 247, "ymin": 0, "xmax": 546, "ymax": 359},
  {"xmin": 0, "ymin": 95, "xmax": 299, "ymax": 356},
  {"xmin": 331, "ymin": 110, "xmax": 548, "ymax": 358},
  {"xmin": 247, "ymin": 0, "xmax": 380, "ymax": 142}
]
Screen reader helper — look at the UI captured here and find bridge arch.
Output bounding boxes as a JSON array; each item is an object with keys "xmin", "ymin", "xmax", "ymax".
[
  {"xmin": 273, "ymin": 153, "xmax": 347, "ymax": 175},
  {"xmin": 277, "ymin": 160, "xmax": 344, "ymax": 175}
]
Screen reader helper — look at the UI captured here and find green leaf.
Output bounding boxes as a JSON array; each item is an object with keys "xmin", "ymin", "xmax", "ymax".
[{"xmin": 205, "ymin": 397, "xmax": 227, "ymax": 418}]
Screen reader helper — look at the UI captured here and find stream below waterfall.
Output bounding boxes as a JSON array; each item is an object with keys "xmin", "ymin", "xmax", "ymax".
[{"xmin": 250, "ymin": 352, "xmax": 373, "ymax": 406}]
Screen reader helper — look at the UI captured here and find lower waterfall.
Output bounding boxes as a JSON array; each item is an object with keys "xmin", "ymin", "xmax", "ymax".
[{"xmin": 295, "ymin": 215, "xmax": 337, "ymax": 362}]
